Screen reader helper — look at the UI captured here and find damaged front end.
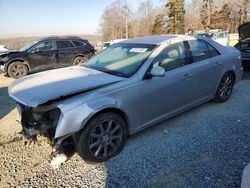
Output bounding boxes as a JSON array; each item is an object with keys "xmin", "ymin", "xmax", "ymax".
[{"xmin": 18, "ymin": 103, "xmax": 75, "ymax": 156}]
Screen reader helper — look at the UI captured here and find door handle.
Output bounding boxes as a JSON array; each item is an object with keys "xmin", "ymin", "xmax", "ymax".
[
  {"xmin": 213, "ymin": 62, "xmax": 222, "ymax": 67},
  {"xmin": 182, "ymin": 74, "xmax": 192, "ymax": 80}
]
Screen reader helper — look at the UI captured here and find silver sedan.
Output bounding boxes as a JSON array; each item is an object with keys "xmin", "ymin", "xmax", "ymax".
[{"xmin": 9, "ymin": 35, "xmax": 243, "ymax": 163}]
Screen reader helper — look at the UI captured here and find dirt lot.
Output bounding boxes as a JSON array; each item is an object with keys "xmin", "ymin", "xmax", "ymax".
[
  {"xmin": 0, "ymin": 71, "xmax": 250, "ymax": 187},
  {"xmin": 0, "ymin": 75, "xmax": 107, "ymax": 187}
]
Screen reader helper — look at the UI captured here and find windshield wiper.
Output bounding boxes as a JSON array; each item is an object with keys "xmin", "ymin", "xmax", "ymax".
[{"xmin": 85, "ymin": 65, "xmax": 125, "ymax": 77}]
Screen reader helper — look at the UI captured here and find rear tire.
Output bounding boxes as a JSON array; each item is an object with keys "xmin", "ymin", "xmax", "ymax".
[
  {"xmin": 215, "ymin": 72, "xmax": 235, "ymax": 103},
  {"xmin": 7, "ymin": 61, "xmax": 28, "ymax": 79},
  {"xmin": 77, "ymin": 112, "xmax": 127, "ymax": 163},
  {"xmin": 73, "ymin": 56, "xmax": 88, "ymax": 66}
]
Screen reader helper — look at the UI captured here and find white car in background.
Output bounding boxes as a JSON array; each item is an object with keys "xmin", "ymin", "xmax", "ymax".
[
  {"xmin": 101, "ymin": 39, "xmax": 126, "ymax": 50},
  {"xmin": 0, "ymin": 44, "xmax": 8, "ymax": 54},
  {"xmin": 211, "ymin": 31, "xmax": 230, "ymax": 46},
  {"xmin": 196, "ymin": 31, "xmax": 229, "ymax": 46}
]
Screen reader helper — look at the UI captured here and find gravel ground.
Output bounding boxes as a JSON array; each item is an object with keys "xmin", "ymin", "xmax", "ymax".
[{"xmin": 0, "ymin": 71, "xmax": 250, "ymax": 187}]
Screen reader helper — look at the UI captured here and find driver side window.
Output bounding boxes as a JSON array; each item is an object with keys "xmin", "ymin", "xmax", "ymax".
[
  {"xmin": 31, "ymin": 41, "xmax": 53, "ymax": 51},
  {"xmin": 153, "ymin": 42, "xmax": 189, "ymax": 72}
]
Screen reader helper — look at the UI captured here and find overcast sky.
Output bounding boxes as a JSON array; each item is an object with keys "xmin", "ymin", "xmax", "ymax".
[{"xmin": 0, "ymin": 0, "xmax": 163, "ymax": 38}]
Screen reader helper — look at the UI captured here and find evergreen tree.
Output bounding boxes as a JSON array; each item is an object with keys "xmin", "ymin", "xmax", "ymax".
[{"xmin": 165, "ymin": 0, "xmax": 185, "ymax": 34}]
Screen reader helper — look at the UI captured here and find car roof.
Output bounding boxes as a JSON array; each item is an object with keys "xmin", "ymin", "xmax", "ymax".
[
  {"xmin": 119, "ymin": 35, "xmax": 217, "ymax": 45},
  {"xmin": 40, "ymin": 36, "xmax": 87, "ymax": 41},
  {"xmin": 120, "ymin": 35, "xmax": 195, "ymax": 45}
]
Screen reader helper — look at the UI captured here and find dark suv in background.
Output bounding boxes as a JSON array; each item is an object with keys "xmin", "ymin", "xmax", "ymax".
[
  {"xmin": 0, "ymin": 37, "xmax": 95, "ymax": 78},
  {"xmin": 234, "ymin": 22, "xmax": 250, "ymax": 69}
]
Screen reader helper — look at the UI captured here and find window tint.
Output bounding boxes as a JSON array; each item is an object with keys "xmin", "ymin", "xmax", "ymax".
[
  {"xmin": 188, "ymin": 40, "xmax": 210, "ymax": 62},
  {"xmin": 72, "ymin": 40, "xmax": 85, "ymax": 47},
  {"xmin": 218, "ymin": 33, "xmax": 224, "ymax": 39},
  {"xmin": 56, "ymin": 41, "xmax": 74, "ymax": 49},
  {"xmin": 153, "ymin": 42, "xmax": 189, "ymax": 71},
  {"xmin": 207, "ymin": 43, "xmax": 220, "ymax": 57},
  {"xmin": 32, "ymin": 41, "xmax": 53, "ymax": 51},
  {"xmin": 103, "ymin": 43, "xmax": 110, "ymax": 48}
]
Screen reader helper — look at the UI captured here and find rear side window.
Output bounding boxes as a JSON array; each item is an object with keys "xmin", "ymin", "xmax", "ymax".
[
  {"xmin": 188, "ymin": 40, "xmax": 210, "ymax": 62},
  {"xmin": 56, "ymin": 41, "xmax": 74, "ymax": 49},
  {"xmin": 207, "ymin": 43, "xmax": 220, "ymax": 57},
  {"xmin": 72, "ymin": 40, "xmax": 86, "ymax": 47}
]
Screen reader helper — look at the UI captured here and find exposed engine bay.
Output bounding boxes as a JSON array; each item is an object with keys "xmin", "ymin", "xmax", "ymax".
[{"xmin": 18, "ymin": 103, "xmax": 75, "ymax": 157}]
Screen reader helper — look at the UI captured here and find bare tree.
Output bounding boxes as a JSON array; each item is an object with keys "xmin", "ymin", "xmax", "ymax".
[
  {"xmin": 100, "ymin": 0, "xmax": 250, "ymax": 40},
  {"xmin": 240, "ymin": 0, "xmax": 249, "ymax": 24},
  {"xmin": 200, "ymin": 0, "xmax": 214, "ymax": 32},
  {"xmin": 214, "ymin": 0, "xmax": 249, "ymax": 32},
  {"xmin": 185, "ymin": 0, "xmax": 203, "ymax": 32},
  {"xmin": 137, "ymin": 0, "xmax": 156, "ymax": 36},
  {"xmin": 99, "ymin": 0, "xmax": 131, "ymax": 41}
]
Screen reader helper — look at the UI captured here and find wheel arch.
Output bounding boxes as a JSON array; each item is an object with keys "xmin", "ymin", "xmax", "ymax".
[
  {"xmin": 214, "ymin": 70, "xmax": 236, "ymax": 101},
  {"xmin": 73, "ymin": 54, "xmax": 87, "ymax": 60},
  {"xmin": 83, "ymin": 107, "xmax": 131, "ymax": 135},
  {"xmin": 227, "ymin": 70, "xmax": 236, "ymax": 81},
  {"xmin": 216, "ymin": 70, "xmax": 236, "ymax": 90},
  {"xmin": 74, "ymin": 51, "xmax": 94, "ymax": 60},
  {"xmin": 6, "ymin": 58, "xmax": 30, "ymax": 72}
]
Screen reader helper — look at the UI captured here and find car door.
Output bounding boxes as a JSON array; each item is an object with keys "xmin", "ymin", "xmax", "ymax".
[
  {"xmin": 138, "ymin": 42, "xmax": 194, "ymax": 127},
  {"xmin": 185, "ymin": 39, "xmax": 223, "ymax": 101},
  {"xmin": 56, "ymin": 40, "xmax": 76, "ymax": 66},
  {"xmin": 27, "ymin": 40, "xmax": 57, "ymax": 70}
]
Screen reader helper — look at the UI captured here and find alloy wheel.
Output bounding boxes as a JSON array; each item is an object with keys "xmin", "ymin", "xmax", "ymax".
[
  {"xmin": 11, "ymin": 64, "xmax": 26, "ymax": 78},
  {"xmin": 88, "ymin": 119, "xmax": 123, "ymax": 159},
  {"xmin": 218, "ymin": 74, "xmax": 234, "ymax": 101}
]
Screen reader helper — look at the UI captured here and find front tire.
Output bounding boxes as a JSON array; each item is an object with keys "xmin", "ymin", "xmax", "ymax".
[
  {"xmin": 215, "ymin": 72, "xmax": 235, "ymax": 103},
  {"xmin": 77, "ymin": 112, "xmax": 128, "ymax": 163},
  {"xmin": 7, "ymin": 61, "xmax": 28, "ymax": 79}
]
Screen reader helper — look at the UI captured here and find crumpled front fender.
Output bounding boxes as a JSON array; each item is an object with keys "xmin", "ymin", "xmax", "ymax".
[{"xmin": 54, "ymin": 96, "xmax": 118, "ymax": 138}]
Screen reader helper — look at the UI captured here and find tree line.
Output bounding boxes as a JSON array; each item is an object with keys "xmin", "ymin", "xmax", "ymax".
[{"xmin": 99, "ymin": 0, "xmax": 249, "ymax": 41}]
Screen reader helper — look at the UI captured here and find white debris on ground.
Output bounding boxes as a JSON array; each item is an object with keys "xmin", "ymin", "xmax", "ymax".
[{"xmin": 50, "ymin": 154, "xmax": 68, "ymax": 169}]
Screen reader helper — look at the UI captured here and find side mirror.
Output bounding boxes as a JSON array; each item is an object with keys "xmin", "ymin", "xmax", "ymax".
[{"xmin": 150, "ymin": 66, "xmax": 165, "ymax": 77}]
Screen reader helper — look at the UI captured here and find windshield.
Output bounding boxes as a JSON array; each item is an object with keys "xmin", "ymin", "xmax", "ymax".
[
  {"xmin": 85, "ymin": 43, "xmax": 156, "ymax": 77},
  {"xmin": 19, "ymin": 41, "xmax": 38, "ymax": 51}
]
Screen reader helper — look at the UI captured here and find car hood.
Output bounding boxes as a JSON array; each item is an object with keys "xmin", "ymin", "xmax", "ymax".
[
  {"xmin": 9, "ymin": 66, "xmax": 125, "ymax": 108},
  {"xmin": 238, "ymin": 22, "xmax": 250, "ymax": 41},
  {"xmin": 0, "ymin": 51, "xmax": 20, "ymax": 57}
]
